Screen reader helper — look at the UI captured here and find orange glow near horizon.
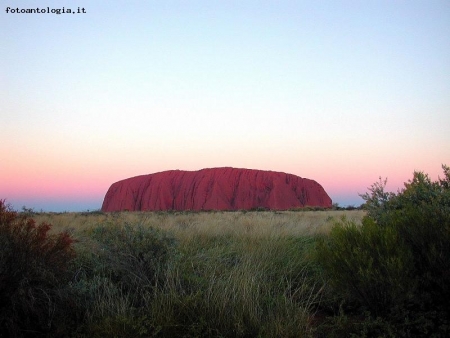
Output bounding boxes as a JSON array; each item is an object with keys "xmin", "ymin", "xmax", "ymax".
[{"xmin": 2, "ymin": 1, "xmax": 449, "ymax": 211}]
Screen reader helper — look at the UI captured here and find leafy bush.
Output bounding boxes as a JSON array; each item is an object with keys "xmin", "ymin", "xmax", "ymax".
[
  {"xmin": 361, "ymin": 165, "xmax": 450, "ymax": 314},
  {"xmin": 316, "ymin": 217, "xmax": 415, "ymax": 316},
  {"xmin": 359, "ymin": 165, "xmax": 450, "ymax": 226},
  {"xmin": 0, "ymin": 200, "xmax": 76, "ymax": 337},
  {"xmin": 316, "ymin": 165, "xmax": 450, "ymax": 337}
]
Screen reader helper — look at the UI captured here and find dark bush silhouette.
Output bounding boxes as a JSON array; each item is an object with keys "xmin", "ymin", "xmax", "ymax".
[
  {"xmin": 316, "ymin": 165, "xmax": 450, "ymax": 337},
  {"xmin": 0, "ymin": 200, "xmax": 76, "ymax": 337}
]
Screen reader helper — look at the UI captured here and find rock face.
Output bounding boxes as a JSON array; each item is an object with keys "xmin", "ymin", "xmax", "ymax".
[{"xmin": 101, "ymin": 167, "xmax": 332, "ymax": 212}]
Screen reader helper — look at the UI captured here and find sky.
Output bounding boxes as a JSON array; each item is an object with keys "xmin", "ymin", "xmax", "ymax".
[{"xmin": 1, "ymin": 1, "xmax": 449, "ymax": 212}]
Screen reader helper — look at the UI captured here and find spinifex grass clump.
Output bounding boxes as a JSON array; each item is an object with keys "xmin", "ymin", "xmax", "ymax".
[
  {"xmin": 68, "ymin": 217, "xmax": 326, "ymax": 337},
  {"xmin": 69, "ymin": 222, "xmax": 177, "ymax": 336},
  {"xmin": 146, "ymin": 231, "xmax": 324, "ymax": 337},
  {"xmin": 0, "ymin": 200, "xmax": 76, "ymax": 337},
  {"xmin": 315, "ymin": 165, "xmax": 450, "ymax": 337}
]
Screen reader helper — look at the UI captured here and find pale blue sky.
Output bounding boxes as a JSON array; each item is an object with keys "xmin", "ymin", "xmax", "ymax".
[{"xmin": 2, "ymin": 1, "xmax": 449, "ymax": 211}]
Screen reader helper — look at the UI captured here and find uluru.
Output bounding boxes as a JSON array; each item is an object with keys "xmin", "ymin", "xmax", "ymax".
[{"xmin": 101, "ymin": 167, "xmax": 332, "ymax": 212}]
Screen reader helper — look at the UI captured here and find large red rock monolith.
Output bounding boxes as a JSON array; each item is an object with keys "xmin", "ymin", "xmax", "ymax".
[{"xmin": 101, "ymin": 167, "xmax": 332, "ymax": 211}]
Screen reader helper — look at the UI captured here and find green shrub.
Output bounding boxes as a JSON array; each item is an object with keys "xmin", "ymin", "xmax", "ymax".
[
  {"xmin": 316, "ymin": 165, "xmax": 450, "ymax": 336},
  {"xmin": 316, "ymin": 217, "xmax": 415, "ymax": 316},
  {"xmin": 361, "ymin": 165, "xmax": 450, "ymax": 315},
  {"xmin": 359, "ymin": 165, "xmax": 450, "ymax": 227},
  {"xmin": 0, "ymin": 200, "xmax": 76, "ymax": 337}
]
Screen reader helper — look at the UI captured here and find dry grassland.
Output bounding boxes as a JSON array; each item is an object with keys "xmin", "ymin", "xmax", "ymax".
[
  {"xmin": 21, "ymin": 209, "xmax": 366, "ymax": 336},
  {"xmin": 36, "ymin": 209, "xmax": 366, "ymax": 238}
]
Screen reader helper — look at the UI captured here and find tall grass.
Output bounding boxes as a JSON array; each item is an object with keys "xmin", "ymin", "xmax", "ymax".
[
  {"xmin": 149, "ymin": 232, "xmax": 321, "ymax": 337},
  {"xmin": 5, "ymin": 209, "xmax": 364, "ymax": 337},
  {"xmin": 35, "ymin": 209, "xmax": 365, "ymax": 238},
  {"xmin": 35, "ymin": 210, "xmax": 362, "ymax": 336}
]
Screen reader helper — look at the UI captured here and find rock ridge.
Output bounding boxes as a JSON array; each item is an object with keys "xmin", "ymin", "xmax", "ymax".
[{"xmin": 101, "ymin": 167, "xmax": 332, "ymax": 211}]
